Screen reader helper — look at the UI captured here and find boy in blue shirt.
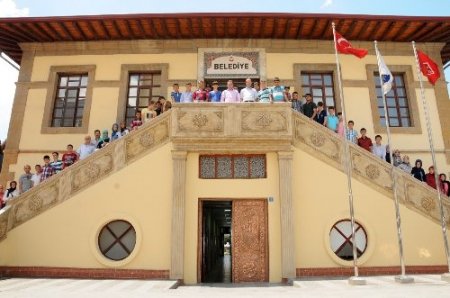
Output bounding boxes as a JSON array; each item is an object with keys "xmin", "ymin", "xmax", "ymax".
[
  {"xmin": 209, "ymin": 81, "xmax": 222, "ymax": 102},
  {"xmin": 270, "ymin": 77, "xmax": 286, "ymax": 102},
  {"xmin": 324, "ymin": 106, "xmax": 339, "ymax": 132},
  {"xmin": 170, "ymin": 83, "xmax": 182, "ymax": 103}
]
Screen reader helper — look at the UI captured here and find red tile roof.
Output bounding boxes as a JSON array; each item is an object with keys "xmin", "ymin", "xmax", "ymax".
[{"xmin": 1, "ymin": 13, "xmax": 449, "ymax": 65}]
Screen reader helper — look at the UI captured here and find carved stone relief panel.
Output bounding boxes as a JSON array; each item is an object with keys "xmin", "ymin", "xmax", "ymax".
[
  {"xmin": 350, "ymin": 149, "xmax": 393, "ymax": 191},
  {"xmin": 294, "ymin": 116, "xmax": 342, "ymax": 163},
  {"xmin": 241, "ymin": 110, "xmax": 289, "ymax": 135},
  {"xmin": 71, "ymin": 150, "xmax": 114, "ymax": 194},
  {"xmin": 174, "ymin": 108, "xmax": 224, "ymax": 136},
  {"xmin": 125, "ymin": 119, "xmax": 170, "ymax": 162},
  {"xmin": 12, "ymin": 179, "xmax": 59, "ymax": 227},
  {"xmin": 404, "ymin": 179, "xmax": 449, "ymax": 224}
]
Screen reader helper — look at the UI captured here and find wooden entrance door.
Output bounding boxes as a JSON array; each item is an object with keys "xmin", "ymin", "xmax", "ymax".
[{"xmin": 232, "ymin": 199, "xmax": 268, "ymax": 282}]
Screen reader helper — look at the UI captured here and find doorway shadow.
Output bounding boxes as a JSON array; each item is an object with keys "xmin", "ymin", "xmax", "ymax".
[{"xmin": 201, "ymin": 201, "xmax": 232, "ymax": 283}]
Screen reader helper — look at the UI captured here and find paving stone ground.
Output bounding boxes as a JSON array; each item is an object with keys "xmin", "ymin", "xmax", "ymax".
[{"xmin": 0, "ymin": 275, "xmax": 449, "ymax": 298}]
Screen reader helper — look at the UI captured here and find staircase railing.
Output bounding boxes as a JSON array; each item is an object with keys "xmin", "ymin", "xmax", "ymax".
[
  {"xmin": 0, "ymin": 111, "xmax": 171, "ymax": 240},
  {"xmin": 0, "ymin": 105, "xmax": 447, "ymax": 243},
  {"xmin": 292, "ymin": 111, "xmax": 450, "ymax": 227}
]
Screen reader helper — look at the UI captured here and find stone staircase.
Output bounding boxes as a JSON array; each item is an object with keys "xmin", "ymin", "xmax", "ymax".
[
  {"xmin": 292, "ymin": 111, "xmax": 450, "ymax": 227},
  {"xmin": 0, "ymin": 111, "xmax": 171, "ymax": 240},
  {"xmin": 0, "ymin": 103, "xmax": 448, "ymax": 242}
]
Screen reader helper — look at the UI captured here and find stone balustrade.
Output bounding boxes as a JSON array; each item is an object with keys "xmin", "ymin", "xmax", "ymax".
[
  {"xmin": 292, "ymin": 112, "xmax": 450, "ymax": 227},
  {"xmin": 0, "ymin": 112, "xmax": 171, "ymax": 240},
  {"xmin": 0, "ymin": 103, "xmax": 448, "ymax": 242}
]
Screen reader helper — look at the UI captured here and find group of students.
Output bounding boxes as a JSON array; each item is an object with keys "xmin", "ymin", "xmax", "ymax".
[
  {"xmin": 354, "ymin": 128, "xmax": 449, "ymax": 195},
  {"xmin": 171, "ymin": 77, "xmax": 294, "ymax": 103},
  {"xmin": 130, "ymin": 96, "xmax": 172, "ymax": 127},
  {"xmin": 1, "ymin": 78, "xmax": 449, "ymax": 207},
  {"xmin": 285, "ymin": 87, "xmax": 450, "ymax": 196},
  {"xmin": 352, "ymin": 126, "xmax": 449, "ymax": 195},
  {"xmin": 0, "ymin": 99, "xmax": 174, "ymax": 209}
]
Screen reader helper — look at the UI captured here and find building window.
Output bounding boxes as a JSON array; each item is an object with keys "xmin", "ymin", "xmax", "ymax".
[
  {"xmin": 374, "ymin": 73, "xmax": 411, "ymax": 127},
  {"xmin": 199, "ymin": 155, "xmax": 266, "ymax": 179},
  {"xmin": 125, "ymin": 72, "xmax": 161, "ymax": 125},
  {"xmin": 329, "ymin": 219, "xmax": 367, "ymax": 261},
  {"xmin": 51, "ymin": 73, "xmax": 88, "ymax": 127},
  {"xmin": 301, "ymin": 73, "xmax": 335, "ymax": 108},
  {"xmin": 98, "ymin": 220, "xmax": 136, "ymax": 261}
]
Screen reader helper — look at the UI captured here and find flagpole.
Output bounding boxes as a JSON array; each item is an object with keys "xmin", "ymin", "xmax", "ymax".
[
  {"xmin": 412, "ymin": 41, "xmax": 450, "ymax": 282},
  {"xmin": 374, "ymin": 41, "xmax": 413, "ymax": 283},
  {"xmin": 332, "ymin": 22, "xmax": 366, "ymax": 286}
]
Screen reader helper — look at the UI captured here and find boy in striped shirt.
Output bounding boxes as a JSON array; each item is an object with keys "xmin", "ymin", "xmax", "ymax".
[{"xmin": 50, "ymin": 152, "xmax": 63, "ymax": 174}]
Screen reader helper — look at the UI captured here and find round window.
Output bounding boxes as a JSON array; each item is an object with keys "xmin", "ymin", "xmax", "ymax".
[
  {"xmin": 98, "ymin": 220, "xmax": 136, "ymax": 261},
  {"xmin": 329, "ymin": 219, "xmax": 367, "ymax": 261}
]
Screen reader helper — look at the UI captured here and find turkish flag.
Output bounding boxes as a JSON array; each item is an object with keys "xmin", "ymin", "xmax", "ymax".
[
  {"xmin": 334, "ymin": 31, "xmax": 368, "ymax": 59},
  {"xmin": 417, "ymin": 50, "xmax": 441, "ymax": 85}
]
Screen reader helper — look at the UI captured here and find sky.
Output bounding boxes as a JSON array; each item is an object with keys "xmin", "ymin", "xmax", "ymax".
[{"xmin": 0, "ymin": 0, "xmax": 449, "ymax": 140}]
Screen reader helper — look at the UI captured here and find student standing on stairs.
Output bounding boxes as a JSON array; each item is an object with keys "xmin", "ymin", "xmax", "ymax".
[
  {"xmin": 40, "ymin": 155, "xmax": 55, "ymax": 183},
  {"xmin": 19, "ymin": 165, "xmax": 33, "ymax": 194},
  {"xmin": 324, "ymin": 106, "xmax": 338, "ymax": 132},
  {"xmin": 257, "ymin": 80, "xmax": 271, "ymax": 103},
  {"xmin": 77, "ymin": 136, "xmax": 96, "ymax": 160},
  {"xmin": 240, "ymin": 78, "xmax": 258, "ymax": 102},
  {"xmin": 411, "ymin": 159, "xmax": 426, "ymax": 182},
  {"xmin": 439, "ymin": 174, "xmax": 450, "ymax": 196},
  {"xmin": 171, "ymin": 83, "xmax": 182, "ymax": 103},
  {"xmin": 291, "ymin": 92, "xmax": 302, "ymax": 113},
  {"xmin": 31, "ymin": 165, "xmax": 42, "ymax": 187},
  {"xmin": 50, "ymin": 152, "xmax": 63, "ymax": 174},
  {"xmin": 62, "ymin": 144, "xmax": 78, "ymax": 169},
  {"xmin": 345, "ymin": 120, "xmax": 358, "ymax": 144},
  {"xmin": 209, "ymin": 81, "xmax": 222, "ymax": 103},
  {"xmin": 357, "ymin": 128, "xmax": 373, "ymax": 152},
  {"xmin": 398, "ymin": 155, "xmax": 412, "ymax": 173},
  {"xmin": 425, "ymin": 166, "xmax": 438, "ymax": 189},
  {"xmin": 302, "ymin": 93, "xmax": 317, "ymax": 119},
  {"xmin": 371, "ymin": 135, "xmax": 386, "ymax": 160},
  {"xmin": 314, "ymin": 102, "xmax": 327, "ymax": 125},
  {"xmin": 3, "ymin": 181, "xmax": 18, "ymax": 205}
]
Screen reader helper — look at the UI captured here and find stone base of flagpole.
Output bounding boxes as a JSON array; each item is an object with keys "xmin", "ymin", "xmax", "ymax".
[
  {"xmin": 348, "ymin": 276, "xmax": 367, "ymax": 285},
  {"xmin": 441, "ymin": 273, "xmax": 450, "ymax": 282},
  {"xmin": 394, "ymin": 275, "xmax": 414, "ymax": 283}
]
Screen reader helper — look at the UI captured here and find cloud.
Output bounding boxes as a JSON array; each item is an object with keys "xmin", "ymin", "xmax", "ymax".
[
  {"xmin": 321, "ymin": 0, "xmax": 333, "ymax": 8},
  {"xmin": 0, "ymin": 0, "xmax": 29, "ymax": 17}
]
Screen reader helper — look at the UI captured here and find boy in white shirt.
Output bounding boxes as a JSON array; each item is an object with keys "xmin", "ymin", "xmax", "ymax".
[{"xmin": 371, "ymin": 134, "xmax": 387, "ymax": 160}]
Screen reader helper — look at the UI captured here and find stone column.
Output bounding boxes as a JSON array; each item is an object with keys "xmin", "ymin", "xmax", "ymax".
[
  {"xmin": 278, "ymin": 151, "xmax": 296, "ymax": 281},
  {"xmin": 0, "ymin": 49, "xmax": 35, "ymax": 186},
  {"xmin": 170, "ymin": 150, "xmax": 188, "ymax": 280}
]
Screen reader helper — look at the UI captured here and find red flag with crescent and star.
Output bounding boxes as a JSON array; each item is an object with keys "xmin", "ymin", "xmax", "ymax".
[
  {"xmin": 334, "ymin": 31, "xmax": 368, "ymax": 59},
  {"xmin": 417, "ymin": 50, "xmax": 441, "ymax": 85}
]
